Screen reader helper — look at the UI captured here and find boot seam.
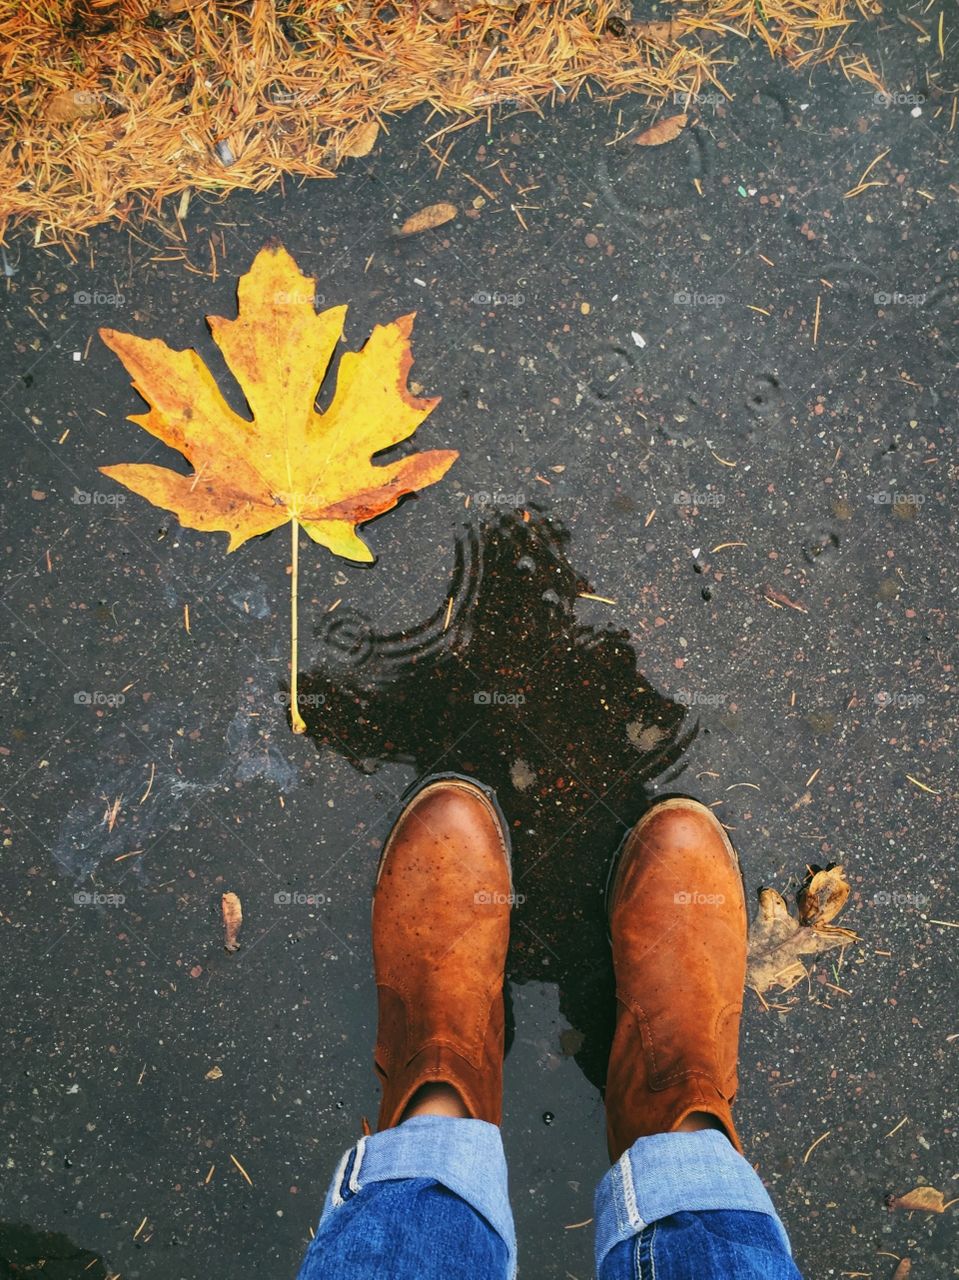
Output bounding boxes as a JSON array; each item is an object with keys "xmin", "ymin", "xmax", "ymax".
[
  {"xmin": 376, "ymin": 1036, "xmax": 501, "ymax": 1124},
  {"xmin": 375, "ymin": 980, "xmax": 501, "ymax": 1071},
  {"xmin": 632, "ymin": 1000, "xmax": 741, "ymax": 1092}
]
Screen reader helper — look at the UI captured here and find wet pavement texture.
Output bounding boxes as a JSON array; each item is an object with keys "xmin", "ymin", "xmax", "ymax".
[{"xmin": 1, "ymin": 8, "xmax": 957, "ymax": 1280}]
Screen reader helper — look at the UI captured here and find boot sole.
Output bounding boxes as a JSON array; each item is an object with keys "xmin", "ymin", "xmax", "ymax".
[{"xmin": 375, "ymin": 770, "xmax": 514, "ymax": 899}]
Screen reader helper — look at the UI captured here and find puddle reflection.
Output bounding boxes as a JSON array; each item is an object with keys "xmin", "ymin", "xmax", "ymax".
[{"xmin": 301, "ymin": 509, "xmax": 694, "ymax": 1088}]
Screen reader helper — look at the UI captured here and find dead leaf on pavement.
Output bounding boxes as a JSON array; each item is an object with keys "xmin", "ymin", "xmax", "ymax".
[
  {"xmin": 889, "ymin": 1186, "xmax": 956, "ymax": 1214},
  {"xmin": 747, "ymin": 864, "xmax": 857, "ymax": 997},
  {"xmin": 222, "ymin": 892, "xmax": 242, "ymax": 951},
  {"xmin": 100, "ymin": 245, "xmax": 456, "ymax": 732},
  {"xmin": 396, "ymin": 202, "xmax": 458, "ymax": 235},
  {"xmin": 633, "ymin": 114, "xmax": 688, "ymax": 146},
  {"xmin": 798, "ymin": 864, "xmax": 850, "ymax": 925},
  {"xmin": 342, "ymin": 120, "xmax": 380, "ymax": 157},
  {"xmin": 892, "ymin": 1260, "xmax": 911, "ymax": 1279}
]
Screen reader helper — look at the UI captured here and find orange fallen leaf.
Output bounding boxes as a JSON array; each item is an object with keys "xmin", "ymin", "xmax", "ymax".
[
  {"xmin": 342, "ymin": 120, "xmax": 380, "ymax": 157},
  {"xmin": 396, "ymin": 202, "xmax": 458, "ymax": 235},
  {"xmin": 100, "ymin": 245, "xmax": 457, "ymax": 731},
  {"xmin": 633, "ymin": 114, "xmax": 688, "ymax": 146},
  {"xmin": 889, "ymin": 1186, "xmax": 955, "ymax": 1214},
  {"xmin": 222, "ymin": 891, "xmax": 242, "ymax": 952}
]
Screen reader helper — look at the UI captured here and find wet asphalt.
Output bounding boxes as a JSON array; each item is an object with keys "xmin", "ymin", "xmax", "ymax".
[{"xmin": 1, "ymin": 6, "xmax": 957, "ymax": 1279}]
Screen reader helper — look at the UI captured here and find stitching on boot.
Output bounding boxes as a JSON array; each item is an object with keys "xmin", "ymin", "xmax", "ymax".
[
  {"xmin": 637, "ymin": 1001, "xmax": 739, "ymax": 1090},
  {"xmin": 635, "ymin": 1003, "xmax": 697, "ymax": 1087},
  {"xmin": 712, "ymin": 998, "xmax": 743, "ymax": 1095},
  {"xmin": 381, "ymin": 979, "xmax": 499, "ymax": 1070}
]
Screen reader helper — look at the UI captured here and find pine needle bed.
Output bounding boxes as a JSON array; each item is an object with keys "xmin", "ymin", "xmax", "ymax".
[{"xmin": 0, "ymin": 0, "xmax": 882, "ymax": 247}]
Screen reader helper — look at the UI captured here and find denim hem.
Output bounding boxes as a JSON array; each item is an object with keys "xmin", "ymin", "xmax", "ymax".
[
  {"xmin": 593, "ymin": 1130, "xmax": 791, "ymax": 1274},
  {"xmin": 322, "ymin": 1116, "xmax": 517, "ymax": 1278}
]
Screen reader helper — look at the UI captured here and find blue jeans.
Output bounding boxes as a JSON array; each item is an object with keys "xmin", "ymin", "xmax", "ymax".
[{"xmin": 296, "ymin": 1117, "xmax": 802, "ymax": 1279}]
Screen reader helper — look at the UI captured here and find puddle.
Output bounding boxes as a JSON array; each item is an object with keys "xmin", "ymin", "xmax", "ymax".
[
  {"xmin": 300, "ymin": 509, "xmax": 694, "ymax": 1087},
  {"xmin": 0, "ymin": 1221, "xmax": 109, "ymax": 1278}
]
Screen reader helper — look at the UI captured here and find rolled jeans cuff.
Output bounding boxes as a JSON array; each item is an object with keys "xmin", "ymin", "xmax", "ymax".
[
  {"xmin": 322, "ymin": 1116, "xmax": 517, "ymax": 1278},
  {"xmin": 594, "ymin": 1129, "xmax": 792, "ymax": 1274}
]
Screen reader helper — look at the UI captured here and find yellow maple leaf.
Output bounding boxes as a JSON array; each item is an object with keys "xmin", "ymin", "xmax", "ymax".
[{"xmin": 100, "ymin": 244, "xmax": 457, "ymax": 732}]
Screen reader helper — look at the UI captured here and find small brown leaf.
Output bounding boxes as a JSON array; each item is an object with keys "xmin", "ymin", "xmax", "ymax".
[
  {"xmin": 342, "ymin": 120, "xmax": 380, "ymax": 158},
  {"xmin": 46, "ymin": 89, "xmax": 101, "ymax": 122},
  {"xmin": 205, "ymin": 1064, "xmax": 224, "ymax": 1080},
  {"xmin": 889, "ymin": 1186, "xmax": 952, "ymax": 1214},
  {"xmin": 633, "ymin": 114, "xmax": 688, "ymax": 147},
  {"xmin": 222, "ymin": 891, "xmax": 242, "ymax": 952},
  {"xmin": 892, "ymin": 1260, "xmax": 911, "ymax": 1279},
  {"xmin": 396, "ymin": 202, "xmax": 458, "ymax": 236},
  {"xmin": 798, "ymin": 864, "xmax": 850, "ymax": 926}
]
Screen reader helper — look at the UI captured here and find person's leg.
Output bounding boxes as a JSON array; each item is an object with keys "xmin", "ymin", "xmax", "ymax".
[
  {"xmin": 295, "ymin": 776, "xmax": 517, "ymax": 1280},
  {"xmin": 296, "ymin": 1118, "xmax": 511, "ymax": 1280},
  {"xmin": 594, "ymin": 798, "xmax": 802, "ymax": 1279}
]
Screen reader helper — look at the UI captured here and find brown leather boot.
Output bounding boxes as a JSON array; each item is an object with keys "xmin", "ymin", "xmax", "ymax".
[
  {"xmin": 605, "ymin": 797, "xmax": 747, "ymax": 1161},
  {"xmin": 372, "ymin": 775, "xmax": 512, "ymax": 1129}
]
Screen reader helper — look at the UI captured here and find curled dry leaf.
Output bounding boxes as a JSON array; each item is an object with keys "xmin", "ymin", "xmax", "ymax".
[
  {"xmin": 396, "ymin": 202, "xmax": 458, "ymax": 236},
  {"xmin": 205, "ymin": 1064, "xmax": 224, "ymax": 1080},
  {"xmin": 747, "ymin": 864, "xmax": 857, "ymax": 997},
  {"xmin": 222, "ymin": 891, "xmax": 243, "ymax": 952},
  {"xmin": 889, "ymin": 1186, "xmax": 954, "ymax": 1214},
  {"xmin": 342, "ymin": 120, "xmax": 379, "ymax": 158},
  {"xmin": 798, "ymin": 863, "xmax": 850, "ymax": 925},
  {"xmin": 892, "ymin": 1260, "xmax": 911, "ymax": 1279},
  {"xmin": 633, "ymin": 114, "xmax": 688, "ymax": 146}
]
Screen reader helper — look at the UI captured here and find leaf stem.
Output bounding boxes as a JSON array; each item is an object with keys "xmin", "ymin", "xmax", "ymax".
[{"xmin": 290, "ymin": 518, "xmax": 306, "ymax": 734}]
